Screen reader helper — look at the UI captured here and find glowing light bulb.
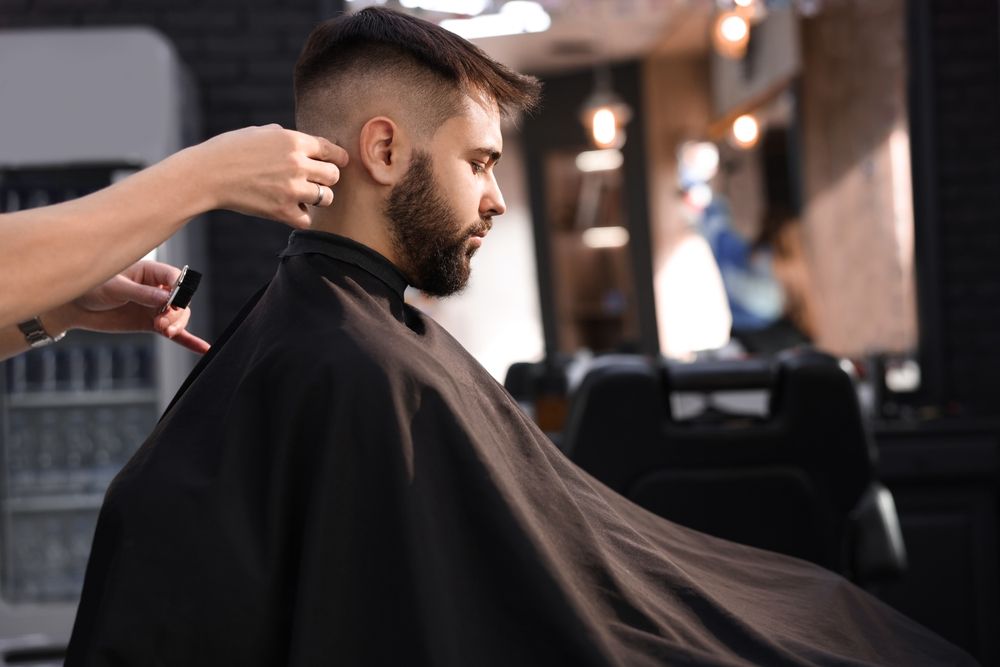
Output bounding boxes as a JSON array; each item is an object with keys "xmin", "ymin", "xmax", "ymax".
[
  {"xmin": 712, "ymin": 10, "xmax": 751, "ymax": 59},
  {"xmin": 720, "ymin": 14, "xmax": 749, "ymax": 42},
  {"xmin": 592, "ymin": 108, "xmax": 618, "ymax": 147},
  {"xmin": 731, "ymin": 114, "xmax": 760, "ymax": 148}
]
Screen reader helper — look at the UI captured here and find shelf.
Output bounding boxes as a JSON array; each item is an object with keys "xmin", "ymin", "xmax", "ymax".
[
  {"xmin": 5, "ymin": 389, "xmax": 157, "ymax": 409},
  {"xmin": 4, "ymin": 494, "xmax": 105, "ymax": 513}
]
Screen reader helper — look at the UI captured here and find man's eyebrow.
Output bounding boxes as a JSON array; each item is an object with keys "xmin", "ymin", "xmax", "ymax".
[{"xmin": 472, "ymin": 147, "xmax": 502, "ymax": 164}]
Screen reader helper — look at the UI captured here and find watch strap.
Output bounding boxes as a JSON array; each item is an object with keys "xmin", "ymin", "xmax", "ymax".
[{"xmin": 16, "ymin": 316, "xmax": 66, "ymax": 348}]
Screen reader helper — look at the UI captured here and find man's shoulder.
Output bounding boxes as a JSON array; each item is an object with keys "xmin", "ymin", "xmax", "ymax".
[
  {"xmin": 262, "ymin": 326, "xmax": 387, "ymax": 380},
  {"xmin": 235, "ymin": 258, "xmax": 410, "ymax": 390}
]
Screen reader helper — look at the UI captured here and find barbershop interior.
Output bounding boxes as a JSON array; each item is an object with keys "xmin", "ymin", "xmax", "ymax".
[{"xmin": 1, "ymin": 0, "xmax": 999, "ymax": 664}]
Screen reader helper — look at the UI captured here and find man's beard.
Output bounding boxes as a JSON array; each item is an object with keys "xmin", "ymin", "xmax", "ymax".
[{"xmin": 384, "ymin": 150, "xmax": 491, "ymax": 297}]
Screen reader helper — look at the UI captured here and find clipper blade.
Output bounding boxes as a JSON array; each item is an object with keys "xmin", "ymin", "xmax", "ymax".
[
  {"xmin": 170, "ymin": 268, "xmax": 202, "ymax": 310},
  {"xmin": 161, "ymin": 265, "xmax": 203, "ymax": 312}
]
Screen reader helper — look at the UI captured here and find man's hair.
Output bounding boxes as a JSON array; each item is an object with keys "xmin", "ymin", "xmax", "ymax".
[{"xmin": 294, "ymin": 7, "xmax": 541, "ymax": 137}]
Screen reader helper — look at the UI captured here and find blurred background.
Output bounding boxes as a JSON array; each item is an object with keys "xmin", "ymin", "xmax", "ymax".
[{"xmin": 1, "ymin": 0, "xmax": 998, "ymax": 664}]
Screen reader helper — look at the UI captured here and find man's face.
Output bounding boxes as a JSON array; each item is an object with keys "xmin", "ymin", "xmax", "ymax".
[{"xmin": 384, "ymin": 98, "xmax": 506, "ymax": 296}]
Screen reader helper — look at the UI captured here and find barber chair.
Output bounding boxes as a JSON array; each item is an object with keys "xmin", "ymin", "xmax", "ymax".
[
  {"xmin": 562, "ymin": 349, "xmax": 907, "ymax": 584},
  {"xmin": 503, "ymin": 361, "xmax": 544, "ymax": 404},
  {"xmin": 504, "ymin": 356, "xmax": 576, "ymax": 436}
]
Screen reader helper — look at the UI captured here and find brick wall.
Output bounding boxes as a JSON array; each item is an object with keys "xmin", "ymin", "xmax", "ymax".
[
  {"xmin": 1, "ymin": 0, "xmax": 344, "ymax": 335},
  {"xmin": 798, "ymin": 0, "xmax": 917, "ymax": 357}
]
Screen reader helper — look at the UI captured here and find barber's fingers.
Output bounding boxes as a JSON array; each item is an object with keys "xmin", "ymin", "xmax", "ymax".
[
  {"xmin": 98, "ymin": 273, "xmax": 172, "ymax": 310},
  {"xmin": 169, "ymin": 330, "xmax": 211, "ymax": 355},
  {"xmin": 304, "ymin": 159, "xmax": 341, "ymax": 188},
  {"xmin": 314, "ymin": 183, "xmax": 335, "ymax": 207},
  {"xmin": 297, "ymin": 132, "xmax": 350, "ymax": 167},
  {"xmin": 156, "ymin": 305, "xmax": 191, "ymax": 335},
  {"xmin": 128, "ymin": 261, "xmax": 185, "ymax": 296},
  {"xmin": 112, "ymin": 260, "xmax": 198, "ymax": 310},
  {"xmin": 154, "ymin": 308, "xmax": 209, "ymax": 353},
  {"xmin": 130, "ymin": 260, "xmax": 182, "ymax": 288},
  {"xmin": 296, "ymin": 182, "xmax": 335, "ymax": 209},
  {"xmin": 284, "ymin": 207, "xmax": 312, "ymax": 229},
  {"xmin": 154, "ymin": 306, "xmax": 209, "ymax": 353}
]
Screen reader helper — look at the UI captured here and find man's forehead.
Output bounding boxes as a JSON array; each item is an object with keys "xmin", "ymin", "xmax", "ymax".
[{"xmin": 438, "ymin": 96, "xmax": 503, "ymax": 150}]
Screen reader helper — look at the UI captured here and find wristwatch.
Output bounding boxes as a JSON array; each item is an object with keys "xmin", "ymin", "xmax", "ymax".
[{"xmin": 17, "ymin": 316, "xmax": 66, "ymax": 348}]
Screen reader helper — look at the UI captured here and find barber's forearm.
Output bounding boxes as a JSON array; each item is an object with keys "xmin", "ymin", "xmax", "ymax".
[{"xmin": 0, "ymin": 146, "xmax": 214, "ymax": 329}]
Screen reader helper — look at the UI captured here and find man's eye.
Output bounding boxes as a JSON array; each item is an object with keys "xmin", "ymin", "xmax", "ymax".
[{"xmin": 471, "ymin": 162, "xmax": 486, "ymax": 174}]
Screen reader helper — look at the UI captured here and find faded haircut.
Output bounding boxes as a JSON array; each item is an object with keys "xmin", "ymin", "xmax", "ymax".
[{"xmin": 293, "ymin": 7, "xmax": 541, "ymax": 137}]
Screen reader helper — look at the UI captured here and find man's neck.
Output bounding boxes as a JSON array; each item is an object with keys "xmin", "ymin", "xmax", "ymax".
[{"xmin": 309, "ymin": 204, "xmax": 400, "ymax": 271}]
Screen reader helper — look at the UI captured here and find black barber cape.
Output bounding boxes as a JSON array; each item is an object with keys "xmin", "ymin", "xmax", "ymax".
[{"xmin": 67, "ymin": 231, "xmax": 974, "ymax": 666}]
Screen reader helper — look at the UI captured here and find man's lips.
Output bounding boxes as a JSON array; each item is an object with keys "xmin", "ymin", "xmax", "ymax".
[
  {"xmin": 466, "ymin": 220, "xmax": 492, "ymax": 250},
  {"xmin": 471, "ymin": 220, "xmax": 492, "ymax": 239}
]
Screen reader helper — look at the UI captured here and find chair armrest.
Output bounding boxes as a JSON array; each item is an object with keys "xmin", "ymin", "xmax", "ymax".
[{"xmin": 849, "ymin": 482, "xmax": 908, "ymax": 583}]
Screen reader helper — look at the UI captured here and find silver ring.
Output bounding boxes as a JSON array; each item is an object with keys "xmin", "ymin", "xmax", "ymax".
[{"xmin": 312, "ymin": 183, "xmax": 325, "ymax": 206}]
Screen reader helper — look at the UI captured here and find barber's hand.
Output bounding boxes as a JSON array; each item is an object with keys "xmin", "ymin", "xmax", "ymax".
[
  {"xmin": 49, "ymin": 261, "xmax": 210, "ymax": 354},
  {"xmin": 194, "ymin": 124, "xmax": 349, "ymax": 228}
]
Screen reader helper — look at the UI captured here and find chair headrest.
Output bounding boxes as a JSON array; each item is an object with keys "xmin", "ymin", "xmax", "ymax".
[{"xmin": 665, "ymin": 358, "xmax": 775, "ymax": 392}]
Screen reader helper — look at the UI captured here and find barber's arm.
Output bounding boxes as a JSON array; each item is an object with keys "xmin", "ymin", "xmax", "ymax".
[
  {"xmin": 0, "ymin": 260, "xmax": 209, "ymax": 363},
  {"xmin": 0, "ymin": 124, "xmax": 348, "ymax": 329}
]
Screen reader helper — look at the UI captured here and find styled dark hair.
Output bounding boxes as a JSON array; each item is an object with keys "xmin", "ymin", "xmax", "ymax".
[{"xmin": 294, "ymin": 7, "xmax": 541, "ymax": 126}]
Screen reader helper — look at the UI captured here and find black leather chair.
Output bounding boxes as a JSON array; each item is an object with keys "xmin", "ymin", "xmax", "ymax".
[
  {"xmin": 503, "ymin": 360, "xmax": 544, "ymax": 404},
  {"xmin": 562, "ymin": 349, "xmax": 906, "ymax": 584}
]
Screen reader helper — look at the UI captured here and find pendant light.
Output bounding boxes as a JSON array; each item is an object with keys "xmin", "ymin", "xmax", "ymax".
[{"xmin": 579, "ymin": 64, "xmax": 632, "ymax": 150}]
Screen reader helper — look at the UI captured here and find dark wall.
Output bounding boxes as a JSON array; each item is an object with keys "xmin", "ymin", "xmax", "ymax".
[
  {"xmin": 910, "ymin": 0, "xmax": 1000, "ymax": 417},
  {"xmin": 1, "ymin": 0, "xmax": 345, "ymax": 336}
]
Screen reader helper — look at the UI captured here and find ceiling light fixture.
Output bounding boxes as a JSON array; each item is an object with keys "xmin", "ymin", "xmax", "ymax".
[
  {"xmin": 579, "ymin": 64, "xmax": 633, "ymax": 150},
  {"xmin": 399, "ymin": 0, "xmax": 490, "ymax": 15},
  {"xmin": 439, "ymin": 1, "xmax": 551, "ymax": 39}
]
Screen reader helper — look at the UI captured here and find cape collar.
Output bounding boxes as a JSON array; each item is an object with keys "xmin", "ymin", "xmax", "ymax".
[{"xmin": 279, "ymin": 230, "xmax": 409, "ymax": 300}]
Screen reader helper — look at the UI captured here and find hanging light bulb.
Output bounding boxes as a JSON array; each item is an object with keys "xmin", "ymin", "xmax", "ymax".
[
  {"xmin": 712, "ymin": 10, "xmax": 750, "ymax": 59},
  {"xmin": 730, "ymin": 114, "xmax": 760, "ymax": 149},
  {"xmin": 591, "ymin": 108, "xmax": 618, "ymax": 147},
  {"xmin": 579, "ymin": 64, "xmax": 633, "ymax": 150}
]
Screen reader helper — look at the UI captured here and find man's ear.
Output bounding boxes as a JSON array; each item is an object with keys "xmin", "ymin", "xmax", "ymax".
[{"xmin": 358, "ymin": 116, "xmax": 409, "ymax": 186}]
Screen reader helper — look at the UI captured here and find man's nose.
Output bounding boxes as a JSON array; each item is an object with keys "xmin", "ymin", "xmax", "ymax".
[{"xmin": 482, "ymin": 175, "xmax": 506, "ymax": 217}]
